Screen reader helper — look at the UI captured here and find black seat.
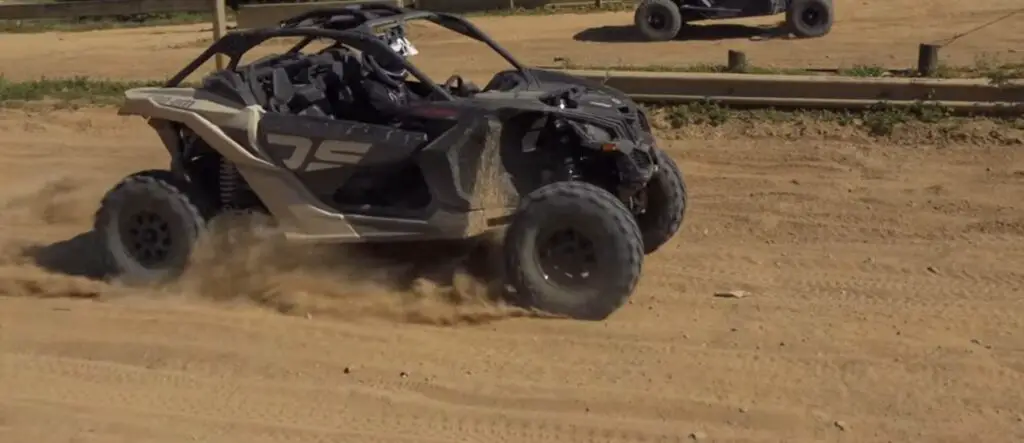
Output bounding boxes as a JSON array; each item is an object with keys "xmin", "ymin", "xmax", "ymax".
[{"xmin": 201, "ymin": 70, "xmax": 259, "ymax": 106}]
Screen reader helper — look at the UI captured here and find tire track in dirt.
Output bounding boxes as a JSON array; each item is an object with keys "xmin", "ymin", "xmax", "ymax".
[
  {"xmin": 2, "ymin": 106, "xmax": 1024, "ymax": 442},
  {"xmin": 2, "ymin": 354, "xmax": 716, "ymax": 443}
]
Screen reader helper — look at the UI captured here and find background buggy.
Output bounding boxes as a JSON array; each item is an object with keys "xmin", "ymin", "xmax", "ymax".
[{"xmin": 634, "ymin": 0, "xmax": 834, "ymax": 41}]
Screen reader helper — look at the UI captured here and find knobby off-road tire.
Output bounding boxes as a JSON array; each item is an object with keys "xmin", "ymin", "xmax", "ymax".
[
  {"xmin": 634, "ymin": 0, "xmax": 683, "ymax": 42},
  {"xmin": 94, "ymin": 169, "xmax": 211, "ymax": 285},
  {"xmin": 636, "ymin": 147, "xmax": 688, "ymax": 254},
  {"xmin": 786, "ymin": 0, "xmax": 834, "ymax": 38},
  {"xmin": 504, "ymin": 181, "xmax": 644, "ymax": 321}
]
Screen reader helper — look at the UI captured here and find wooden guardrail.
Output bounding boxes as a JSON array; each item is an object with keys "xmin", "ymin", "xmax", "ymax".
[{"xmin": 557, "ymin": 69, "xmax": 1024, "ymax": 114}]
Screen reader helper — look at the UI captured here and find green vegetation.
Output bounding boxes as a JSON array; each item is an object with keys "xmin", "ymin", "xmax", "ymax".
[
  {"xmin": 650, "ymin": 99, "xmax": 1023, "ymax": 145},
  {"xmin": 554, "ymin": 58, "xmax": 812, "ymax": 76},
  {"xmin": 654, "ymin": 99, "xmax": 969, "ymax": 137},
  {"xmin": 0, "ymin": 76, "xmax": 164, "ymax": 106},
  {"xmin": 1, "ymin": 76, "xmax": 1019, "ymax": 142},
  {"xmin": 0, "ymin": 11, "xmax": 225, "ymax": 33}
]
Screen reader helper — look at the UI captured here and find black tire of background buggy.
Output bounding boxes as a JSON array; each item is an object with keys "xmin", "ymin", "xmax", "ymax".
[
  {"xmin": 504, "ymin": 181, "xmax": 644, "ymax": 321},
  {"xmin": 786, "ymin": 0, "xmax": 834, "ymax": 38},
  {"xmin": 636, "ymin": 148, "xmax": 688, "ymax": 254},
  {"xmin": 94, "ymin": 169, "xmax": 211, "ymax": 285},
  {"xmin": 634, "ymin": 0, "xmax": 683, "ymax": 42}
]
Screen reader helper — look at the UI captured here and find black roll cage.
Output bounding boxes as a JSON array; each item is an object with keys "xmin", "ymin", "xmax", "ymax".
[{"xmin": 164, "ymin": 3, "xmax": 536, "ymax": 102}]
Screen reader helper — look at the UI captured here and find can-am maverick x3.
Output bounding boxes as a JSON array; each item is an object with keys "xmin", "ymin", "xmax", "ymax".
[{"xmin": 98, "ymin": 3, "xmax": 688, "ymax": 320}]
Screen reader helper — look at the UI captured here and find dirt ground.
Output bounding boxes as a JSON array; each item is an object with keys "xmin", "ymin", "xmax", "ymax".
[
  {"xmin": 2, "ymin": 108, "xmax": 1023, "ymax": 443},
  {"xmin": 2, "ymin": 2, "xmax": 1024, "ymax": 443}
]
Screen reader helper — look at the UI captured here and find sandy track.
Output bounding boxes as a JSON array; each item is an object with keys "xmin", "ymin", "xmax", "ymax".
[
  {"xmin": 1, "ymin": 107, "xmax": 1023, "ymax": 442},
  {"xmin": 2, "ymin": 3, "xmax": 1024, "ymax": 442},
  {"xmin": 1, "ymin": 0, "xmax": 1023, "ymax": 83}
]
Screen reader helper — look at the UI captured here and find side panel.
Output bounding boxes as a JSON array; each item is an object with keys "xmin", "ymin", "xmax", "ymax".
[
  {"xmin": 121, "ymin": 91, "xmax": 518, "ymax": 243},
  {"xmin": 709, "ymin": 0, "xmax": 785, "ymax": 16},
  {"xmin": 417, "ymin": 111, "xmax": 521, "ymax": 213},
  {"xmin": 255, "ymin": 113, "xmax": 429, "ymax": 210}
]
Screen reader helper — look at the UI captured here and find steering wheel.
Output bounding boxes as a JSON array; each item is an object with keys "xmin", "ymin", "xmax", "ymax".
[{"xmin": 443, "ymin": 74, "xmax": 478, "ymax": 97}]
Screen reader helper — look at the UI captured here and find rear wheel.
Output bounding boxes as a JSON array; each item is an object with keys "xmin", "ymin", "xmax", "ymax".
[
  {"xmin": 504, "ymin": 181, "xmax": 644, "ymax": 321},
  {"xmin": 94, "ymin": 170, "xmax": 212, "ymax": 285},
  {"xmin": 786, "ymin": 0, "xmax": 834, "ymax": 38},
  {"xmin": 634, "ymin": 0, "xmax": 683, "ymax": 42}
]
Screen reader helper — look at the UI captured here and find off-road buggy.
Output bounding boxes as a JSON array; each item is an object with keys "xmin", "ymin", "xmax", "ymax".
[
  {"xmin": 634, "ymin": 0, "xmax": 834, "ymax": 41},
  {"xmin": 99, "ymin": 3, "xmax": 688, "ymax": 321}
]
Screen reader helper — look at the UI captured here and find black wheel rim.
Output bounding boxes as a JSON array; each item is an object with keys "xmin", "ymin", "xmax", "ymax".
[
  {"xmin": 801, "ymin": 6, "xmax": 825, "ymax": 27},
  {"xmin": 537, "ymin": 227, "xmax": 599, "ymax": 290},
  {"xmin": 647, "ymin": 11, "xmax": 667, "ymax": 30},
  {"xmin": 119, "ymin": 209, "xmax": 174, "ymax": 267}
]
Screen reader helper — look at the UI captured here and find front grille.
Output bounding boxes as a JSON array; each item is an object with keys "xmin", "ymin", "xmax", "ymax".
[
  {"xmin": 616, "ymin": 106, "xmax": 640, "ymax": 140},
  {"xmin": 630, "ymin": 148, "xmax": 653, "ymax": 170},
  {"xmin": 637, "ymin": 110, "xmax": 651, "ymax": 131}
]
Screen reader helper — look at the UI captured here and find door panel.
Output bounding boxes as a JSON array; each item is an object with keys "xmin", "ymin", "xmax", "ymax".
[{"xmin": 256, "ymin": 113, "xmax": 429, "ymax": 211}]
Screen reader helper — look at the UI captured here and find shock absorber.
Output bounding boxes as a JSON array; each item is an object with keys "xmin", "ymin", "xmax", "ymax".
[
  {"xmin": 218, "ymin": 158, "xmax": 241, "ymax": 210},
  {"xmin": 562, "ymin": 156, "xmax": 582, "ymax": 181}
]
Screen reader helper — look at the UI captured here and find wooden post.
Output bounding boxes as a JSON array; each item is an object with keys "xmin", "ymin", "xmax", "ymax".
[
  {"xmin": 917, "ymin": 44, "xmax": 939, "ymax": 77},
  {"xmin": 727, "ymin": 50, "xmax": 747, "ymax": 73},
  {"xmin": 212, "ymin": 0, "xmax": 227, "ymax": 70}
]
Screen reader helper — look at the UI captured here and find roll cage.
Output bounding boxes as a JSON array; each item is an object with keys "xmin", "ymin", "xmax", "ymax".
[{"xmin": 165, "ymin": 3, "xmax": 536, "ymax": 101}]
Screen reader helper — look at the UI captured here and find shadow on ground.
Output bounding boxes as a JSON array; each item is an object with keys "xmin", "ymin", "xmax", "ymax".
[
  {"xmin": 573, "ymin": 23, "xmax": 791, "ymax": 43},
  {"xmin": 13, "ymin": 229, "xmax": 542, "ymax": 325},
  {"xmin": 19, "ymin": 229, "xmax": 507, "ymax": 292},
  {"xmin": 20, "ymin": 231, "xmax": 111, "ymax": 280}
]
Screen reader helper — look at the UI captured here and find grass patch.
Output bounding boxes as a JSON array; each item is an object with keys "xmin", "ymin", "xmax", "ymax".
[
  {"xmin": 553, "ymin": 58, "xmax": 813, "ymax": 75},
  {"xmin": 1, "ymin": 75, "xmax": 1019, "ymax": 142},
  {"xmin": 0, "ymin": 76, "xmax": 164, "ymax": 106},
  {"xmin": 653, "ymin": 99, "xmax": 1021, "ymax": 135},
  {"xmin": 0, "ymin": 11, "xmax": 227, "ymax": 34},
  {"xmin": 838, "ymin": 65, "xmax": 889, "ymax": 77},
  {"xmin": 648, "ymin": 99, "xmax": 1022, "ymax": 143}
]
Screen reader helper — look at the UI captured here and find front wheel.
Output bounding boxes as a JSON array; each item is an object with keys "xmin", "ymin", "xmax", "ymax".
[
  {"xmin": 635, "ymin": 147, "xmax": 688, "ymax": 254},
  {"xmin": 504, "ymin": 181, "xmax": 644, "ymax": 321},
  {"xmin": 94, "ymin": 170, "xmax": 212, "ymax": 285},
  {"xmin": 634, "ymin": 0, "xmax": 683, "ymax": 42}
]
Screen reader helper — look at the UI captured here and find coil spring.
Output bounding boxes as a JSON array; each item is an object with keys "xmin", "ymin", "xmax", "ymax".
[
  {"xmin": 563, "ymin": 156, "xmax": 582, "ymax": 181},
  {"xmin": 218, "ymin": 158, "xmax": 242, "ymax": 210}
]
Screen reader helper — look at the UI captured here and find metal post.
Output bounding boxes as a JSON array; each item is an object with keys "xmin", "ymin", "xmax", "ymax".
[
  {"xmin": 213, "ymin": 0, "xmax": 228, "ymax": 70},
  {"xmin": 918, "ymin": 44, "xmax": 939, "ymax": 77},
  {"xmin": 727, "ymin": 50, "xmax": 747, "ymax": 73}
]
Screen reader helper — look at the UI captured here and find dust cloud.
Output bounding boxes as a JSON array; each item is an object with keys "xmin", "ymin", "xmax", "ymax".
[{"xmin": 0, "ymin": 176, "xmax": 537, "ymax": 325}]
